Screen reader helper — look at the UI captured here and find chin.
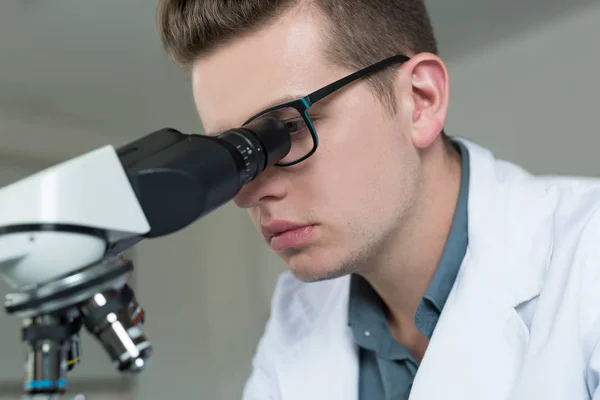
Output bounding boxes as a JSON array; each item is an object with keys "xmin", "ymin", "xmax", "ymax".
[{"xmin": 283, "ymin": 247, "xmax": 353, "ymax": 283}]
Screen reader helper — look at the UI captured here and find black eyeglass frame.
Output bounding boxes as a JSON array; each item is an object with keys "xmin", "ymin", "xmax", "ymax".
[{"xmin": 243, "ymin": 54, "xmax": 411, "ymax": 166}]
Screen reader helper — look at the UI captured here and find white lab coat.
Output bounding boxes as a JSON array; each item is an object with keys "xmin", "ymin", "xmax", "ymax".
[{"xmin": 242, "ymin": 139, "xmax": 600, "ymax": 400}]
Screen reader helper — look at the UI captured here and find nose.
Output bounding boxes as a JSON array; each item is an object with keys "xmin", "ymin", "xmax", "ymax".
[{"xmin": 234, "ymin": 166, "xmax": 287, "ymax": 208}]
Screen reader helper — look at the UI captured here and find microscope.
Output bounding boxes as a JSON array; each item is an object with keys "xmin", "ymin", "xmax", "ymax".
[{"xmin": 0, "ymin": 117, "xmax": 291, "ymax": 400}]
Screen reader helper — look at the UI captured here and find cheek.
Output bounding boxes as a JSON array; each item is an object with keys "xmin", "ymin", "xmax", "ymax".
[
  {"xmin": 309, "ymin": 102, "xmax": 418, "ymax": 236},
  {"xmin": 321, "ymin": 103, "xmax": 412, "ymax": 188}
]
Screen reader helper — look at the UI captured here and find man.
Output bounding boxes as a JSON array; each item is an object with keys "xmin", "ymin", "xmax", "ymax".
[{"xmin": 156, "ymin": 1, "xmax": 600, "ymax": 399}]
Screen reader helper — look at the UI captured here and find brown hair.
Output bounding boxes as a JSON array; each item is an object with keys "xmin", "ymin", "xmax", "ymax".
[{"xmin": 157, "ymin": 0, "xmax": 438, "ymax": 113}]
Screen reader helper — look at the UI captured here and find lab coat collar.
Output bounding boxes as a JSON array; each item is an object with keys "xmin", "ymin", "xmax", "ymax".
[{"xmin": 278, "ymin": 138, "xmax": 557, "ymax": 400}]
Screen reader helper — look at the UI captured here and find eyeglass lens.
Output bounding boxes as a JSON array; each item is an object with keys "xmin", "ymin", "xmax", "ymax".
[{"xmin": 259, "ymin": 107, "xmax": 314, "ymax": 164}]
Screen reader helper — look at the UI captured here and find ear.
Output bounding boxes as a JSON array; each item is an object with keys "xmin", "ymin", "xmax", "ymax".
[{"xmin": 402, "ymin": 53, "xmax": 450, "ymax": 149}]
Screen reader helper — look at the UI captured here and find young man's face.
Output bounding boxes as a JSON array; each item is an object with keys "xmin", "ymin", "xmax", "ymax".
[{"xmin": 191, "ymin": 8, "xmax": 440, "ymax": 282}]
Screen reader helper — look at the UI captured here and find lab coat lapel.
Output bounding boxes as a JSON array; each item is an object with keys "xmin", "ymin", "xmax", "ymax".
[
  {"xmin": 409, "ymin": 250, "xmax": 532, "ymax": 400},
  {"xmin": 409, "ymin": 140, "xmax": 556, "ymax": 400}
]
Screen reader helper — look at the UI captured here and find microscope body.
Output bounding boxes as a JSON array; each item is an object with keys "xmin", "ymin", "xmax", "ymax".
[
  {"xmin": 0, "ymin": 120, "xmax": 291, "ymax": 399},
  {"xmin": 0, "ymin": 144, "xmax": 149, "ymax": 289}
]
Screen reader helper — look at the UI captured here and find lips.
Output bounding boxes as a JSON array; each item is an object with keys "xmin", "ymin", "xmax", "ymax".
[
  {"xmin": 260, "ymin": 220, "xmax": 310, "ymax": 239},
  {"xmin": 260, "ymin": 220, "xmax": 316, "ymax": 251}
]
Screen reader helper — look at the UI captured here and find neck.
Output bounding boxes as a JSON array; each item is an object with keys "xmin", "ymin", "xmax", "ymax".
[{"xmin": 359, "ymin": 139, "xmax": 463, "ymax": 329}]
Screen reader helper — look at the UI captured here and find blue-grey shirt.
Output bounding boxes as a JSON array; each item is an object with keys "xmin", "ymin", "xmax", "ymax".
[{"xmin": 348, "ymin": 140, "xmax": 470, "ymax": 400}]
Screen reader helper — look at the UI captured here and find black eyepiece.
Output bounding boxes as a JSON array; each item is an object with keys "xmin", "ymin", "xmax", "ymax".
[
  {"xmin": 216, "ymin": 117, "xmax": 291, "ymax": 183},
  {"xmin": 117, "ymin": 117, "xmax": 292, "ymax": 238}
]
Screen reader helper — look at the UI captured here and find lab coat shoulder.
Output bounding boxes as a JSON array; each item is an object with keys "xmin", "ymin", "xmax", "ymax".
[
  {"xmin": 553, "ymin": 183, "xmax": 600, "ymax": 383},
  {"xmin": 241, "ymin": 271, "xmax": 350, "ymax": 400},
  {"xmin": 539, "ymin": 182, "xmax": 600, "ymax": 398},
  {"xmin": 510, "ymin": 169, "xmax": 600, "ymax": 393},
  {"xmin": 497, "ymin": 157, "xmax": 600, "ymax": 332},
  {"xmin": 261, "ymin": 270, "xmax": 349, "ymax": 346},
  {"xmin": 554, "ymin": 180, "xmax": 600, "ymax": 315},
  {"xmin": 582, "ymin": 204, "xmax": 600, "ymax": 398}
]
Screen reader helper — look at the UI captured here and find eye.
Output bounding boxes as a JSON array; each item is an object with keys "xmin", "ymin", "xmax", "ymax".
[{"xmin": 281, "ymin": 117, "xmax": 308, "ymax": 135}]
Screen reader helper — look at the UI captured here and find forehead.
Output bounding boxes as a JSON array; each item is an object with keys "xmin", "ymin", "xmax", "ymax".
[{"xmin": 190, "ymin": 8, "xmax": 332, "ymax": 134}]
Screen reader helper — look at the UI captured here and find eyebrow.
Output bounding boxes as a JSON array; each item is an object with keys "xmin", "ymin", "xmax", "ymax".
[
  {"xmin": 249, "ymin": 93, "xmax": 304, "ymax": 118},
  {"xmin": 205, "ymin": 93, "xmax": 306, "ymax": 136}
]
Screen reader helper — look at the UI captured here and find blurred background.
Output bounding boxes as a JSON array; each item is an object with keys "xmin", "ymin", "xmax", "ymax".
[{"xmin": 0, "ymin": 0, "xmax": 598, "ymax": 399}]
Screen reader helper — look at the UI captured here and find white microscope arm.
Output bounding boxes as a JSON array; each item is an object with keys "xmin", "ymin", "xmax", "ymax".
[{"xmin": 0, "ymin": 144, "xmax": 150, "ymax": 289}]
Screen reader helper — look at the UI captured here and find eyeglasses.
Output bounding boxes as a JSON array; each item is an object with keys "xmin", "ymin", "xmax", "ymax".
[{"xmin": 243, "ymin": 54, "xmax": 410, "ymax": 166}]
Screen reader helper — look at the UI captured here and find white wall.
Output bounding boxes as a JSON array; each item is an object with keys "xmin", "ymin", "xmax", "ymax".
[{"xmin": 445, "ymin": 1, "xmax": 600, "ymax": 176}]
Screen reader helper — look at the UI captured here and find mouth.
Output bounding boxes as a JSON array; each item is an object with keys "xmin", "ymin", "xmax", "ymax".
[{"xmin": 260, "ymin": 220, "xmax": 317, "ymax": 251}]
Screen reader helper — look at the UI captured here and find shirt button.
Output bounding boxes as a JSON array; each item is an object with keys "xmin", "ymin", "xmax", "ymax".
[{"xmin": 364, "ymin": 331, "xmax": 371, "ymax": 337}]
